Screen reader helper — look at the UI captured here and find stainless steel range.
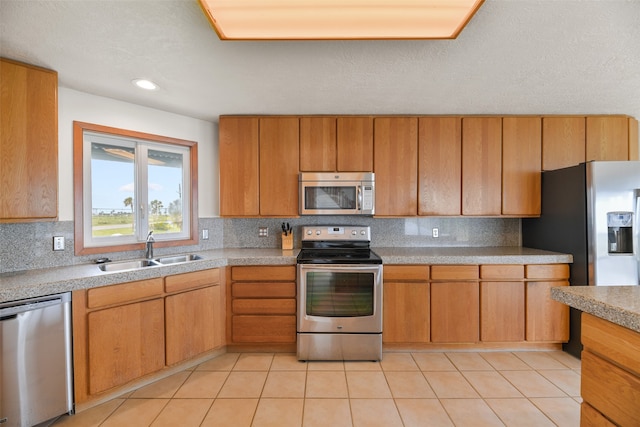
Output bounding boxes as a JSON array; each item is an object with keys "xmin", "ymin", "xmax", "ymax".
[{"xmin": 296, "ymin": 225, "xmax": 383, "ymax": 361}]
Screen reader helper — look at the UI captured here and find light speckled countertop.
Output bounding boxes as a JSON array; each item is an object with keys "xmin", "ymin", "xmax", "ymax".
[
  {"xmin": 551, "ymin": 286, "xmax": 640, "ymax": 333},
  {"xmin": 1, "ymin": 246, "xmax": 571, "ymax": 303}
]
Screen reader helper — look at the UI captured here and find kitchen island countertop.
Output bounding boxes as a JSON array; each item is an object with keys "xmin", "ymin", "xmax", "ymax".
[
  {"xmin": 551, "ymin": 285, "xmax": 640, "ymax": 333},
  {"xmin": 1, "ymin": 246, "xmax": 571, "ymax": 303}
]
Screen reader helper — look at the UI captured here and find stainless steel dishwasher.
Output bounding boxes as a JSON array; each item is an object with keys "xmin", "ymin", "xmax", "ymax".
[{"xmin": 1, "ymin": 292, "xmax": 73, "ymax": 427}]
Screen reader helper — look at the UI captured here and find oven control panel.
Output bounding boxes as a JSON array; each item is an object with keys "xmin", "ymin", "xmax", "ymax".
[{"xmin": 301, "ymin": 226, "xmax": 371, "ymax": 241}]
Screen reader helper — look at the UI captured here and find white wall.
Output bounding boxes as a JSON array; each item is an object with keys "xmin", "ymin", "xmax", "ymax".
[{"xmin": 57, "ymin": 87, "xmax": 219, "ymax": 221}]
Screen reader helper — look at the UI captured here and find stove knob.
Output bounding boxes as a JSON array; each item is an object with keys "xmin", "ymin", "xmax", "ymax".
[
  {"xmin": 351, "ymin": 230, "xmax": 357, "ymax": 235},
  {"xmin": 316, "ymin": 230, "xmax": 321, "ymax": 235},
  {"xmin": 306, "ymin": 230, "xmax": 313, "ymax": 235},
  {"xmin": 361, "ymin": 230, "xmax": 366, "ymax": 235}
]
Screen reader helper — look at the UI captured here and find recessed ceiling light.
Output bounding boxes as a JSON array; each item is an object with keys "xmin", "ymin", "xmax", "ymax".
[
  {"xmin": 198, "ymin": 0, "xmax": 485, "ymax": 40},
  {"xmin": 132, "ymin": 79, "xmax": 159, "ymax": 91}
]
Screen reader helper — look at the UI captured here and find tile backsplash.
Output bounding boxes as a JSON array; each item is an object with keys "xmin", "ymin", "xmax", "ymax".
[{"xmin": 0, "ymin": 216, "xmax": 519, "ymax": 274}]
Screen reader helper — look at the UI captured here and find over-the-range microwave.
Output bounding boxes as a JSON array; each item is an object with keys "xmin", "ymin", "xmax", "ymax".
[{"xmin": 299, "ymin": 172, "xmax": 375, "ymax": 215}]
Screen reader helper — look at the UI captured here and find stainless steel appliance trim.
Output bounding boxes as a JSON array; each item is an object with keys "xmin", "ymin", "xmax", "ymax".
[
  {"xmin": 299, "ymin": 172, "xmax": 375, "ymax": 215},
  {"xmin": 297, "ymin": 263, "xmax": 383, "ymax": 333},
  {"xmin": 297, "ymin": 333, "xmax": 382, "ymax": 361},
  {"xmin": 1, "ymin": 292, "xmax": 74, "ymax": 427}
]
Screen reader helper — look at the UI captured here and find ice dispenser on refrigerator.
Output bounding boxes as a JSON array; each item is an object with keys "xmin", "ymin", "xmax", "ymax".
[{"xmin": 607, "ymin": 211, "xmax": 633, "ymax": 254}]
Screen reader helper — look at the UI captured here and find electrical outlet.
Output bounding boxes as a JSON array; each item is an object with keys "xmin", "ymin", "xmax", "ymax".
[
  {"xmin": 202, "ymin": 229, "xmax": 209, "ymax": 240},
  {"xmin": 259, "ymin": 226, "xmax": 268, "ymax": 237},
  {"xmin": 432, "ymin": 228, "xmax": 439, "ymax": 238},
  {"xmin": 53, "ymin": 236, "xmax": 65, "ymax": 251}
]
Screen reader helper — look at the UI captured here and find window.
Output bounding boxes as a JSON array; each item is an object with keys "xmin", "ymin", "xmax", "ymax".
[{"xmin": 74, "ymin": 122, "xmax": 198, "ymax": 255}]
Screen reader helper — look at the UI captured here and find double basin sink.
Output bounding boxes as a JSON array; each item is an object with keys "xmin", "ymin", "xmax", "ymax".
[{"xmin": 98, "ymin": 254, "xmax": 202, "ymax": 272}]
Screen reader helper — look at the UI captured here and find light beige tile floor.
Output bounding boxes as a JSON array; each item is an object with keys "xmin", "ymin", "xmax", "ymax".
[{"xmin": 52, "ymin": 350, "xmax": 581, "ymax": 427}]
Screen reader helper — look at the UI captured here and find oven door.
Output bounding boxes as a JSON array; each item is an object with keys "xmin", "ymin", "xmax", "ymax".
[{"xmin": 297, "ymin": 264, "xmax": 382, "ymax": 333}]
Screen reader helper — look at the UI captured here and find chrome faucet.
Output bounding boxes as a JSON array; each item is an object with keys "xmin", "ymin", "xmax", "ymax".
[{"xmin": 145, "ymin": 231, "xmax": 155, "ymax": 259}]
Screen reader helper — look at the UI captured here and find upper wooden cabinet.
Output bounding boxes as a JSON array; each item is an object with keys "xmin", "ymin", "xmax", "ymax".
[
  {"xmin": 502, "ymin": 117, "xmax": 541, "ymax": 216},
  {"xmin": 542, "ymin": 115, "xmax": 638, "ymax": 170},
  {"xmin": 374, "ymin": 117, "xmax": 419, "ymax": 216},
  {"xmin": 418, "ymin": 117, "xmax": 462, "ymax": 216},
  {"xmin": 219, "ymin": 116, "xmax": 299, "ymax": 217},
  {"xmin": 219, "ymin": 114, "xmax": 638, "ymax": 218},
  {"xmin": 259, "ymin": 117, "xmax": 299, "ymax": 216},
  {"xmin": 587, "ymin": 116, "xmax": 630, "ymax": 161},
  {"xmin": 0, "ymin": 58, "xmax": 58, "ymax": 222},
  {"xmin": 542, "ymin": 117, "xmax": 586, "ymax": 171},
  {"xmin": 462, "ymin": 117, "xmax": 502, "ymax": 216},
  {"xmin": 299, "ymin": 117, "xmax": 336, "ymax": 172},
  {"xmin": 337, "ymin": 116, "xmax": 374, "ymax": 171},
  {"xmin": 219, "ymin": 116, "xmax": 259, "ymax": 216},
  {"xmin": 299, "ymin": 116, "xmax": 374, "ymax": 172}
]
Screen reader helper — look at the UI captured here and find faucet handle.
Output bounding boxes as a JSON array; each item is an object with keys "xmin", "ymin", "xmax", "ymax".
[{"xmin": 147, "ymin": 230, "xmax": 155, "ymax": 241}]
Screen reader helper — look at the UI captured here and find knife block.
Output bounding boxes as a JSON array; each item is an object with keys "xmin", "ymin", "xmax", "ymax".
[{"xmin": 281, "ymin": 232, "xmax": 293, "ymax": 250}]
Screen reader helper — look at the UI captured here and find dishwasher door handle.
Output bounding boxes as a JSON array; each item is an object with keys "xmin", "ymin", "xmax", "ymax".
[{"xmin": 0, "ymin": 295, "xmax": 65, "ymax": 317}]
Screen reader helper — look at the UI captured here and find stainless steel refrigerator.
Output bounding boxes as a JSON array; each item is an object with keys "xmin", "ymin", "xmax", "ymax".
[{"xmin": 522, "ymin": 161, "xmax": 640, "ymax": 357}]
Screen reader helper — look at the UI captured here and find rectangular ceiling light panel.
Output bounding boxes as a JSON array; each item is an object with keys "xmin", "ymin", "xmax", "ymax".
[{"xmin": 198, "ymin": 0, "xmax": 485, "ymax": 40}]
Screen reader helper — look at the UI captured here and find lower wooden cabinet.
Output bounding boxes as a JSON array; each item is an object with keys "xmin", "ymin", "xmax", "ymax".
[
  {"xmin": 431, "ymin": 265, "xmax": 480, "ymax": 343},
  {"xmin": 383, "ymin": 263, "xmax": 569, "ymax": 347},
  {"xmin": 580, "ymin": 313, "xmax": 640, "ymax": 426},
  {"xmin": 73, "ymin": 268, "xmax": 223, "ymax": 404},
  {"xmin": 227, "ymin": 265, "xmax": 297, "ymax": 349},
  {"xmin": 87, "ymin": 298, "xmax": 165, "ymax": 395},
  {"xmin": 383, "ymin": 265, "xmax": 430, "ymax": 343}
]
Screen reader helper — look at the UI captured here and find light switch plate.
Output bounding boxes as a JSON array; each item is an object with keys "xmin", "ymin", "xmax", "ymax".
[
  {"xmin": 432, "ymin": 228, "xmax": 439, "ymax": 238},
  {"xmin": 53, "ymin": 236, "xmax": 65, "ymax": 251},
  {"xmin": 202, "ymin": 229, "xmax": 209, "ymax": 240}
]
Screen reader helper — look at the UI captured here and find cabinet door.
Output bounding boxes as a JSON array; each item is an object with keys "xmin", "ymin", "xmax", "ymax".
[
  {"xmin": 337, "ymin": 117, "xmax": 374, "ymax": 171},
  {"xmin": 219, "ymin": 116, "xmax": 259, "ymax": 216},
  {"xmin": 542, "ymin": 117, "xmax": 585, "ymax": 170},
  {"xmin": 586, "ymin": 116, "xmax": 630, "ymax": 161},
  {"xmin": 630, "ymin": 117, "xmax": 639, "ymax": 161},
  {"xmin": 431, "ymin": 281, "xmax": 479, "ymax": 343},
  {"xmin": 300, "ymin": 117, "xmax": 336, "ymax": 172},
  {"xmin": 462, "ymin": 117, "xmax": 502, "ymax": 215},
  {"xmin": 502, "ymin": 117, "xmax": 541, "ymax": 216},
  {"xmin": 374, "ymin": 117, "xmax": 418, "ymax": 216},
  {"xmin": 418, "ymin": 117, "xmax": 462, "ymax": 215},
  {"xmin": 87, "ymin": 299, "xmax": 165, "ymax": 395},
  {"xmin": 0, "ymin": 59, "xmax": 57, "ymax": 221},
  {"xmin": 480, "ymin": 281, "xmax": 525, "ymax": 342},
  {"xmin": 165, "ymin": 286, "xmax": 222, "ymax": 365},
  {"xmin": 383, "ymin": 281, "xmax": 430, "ymax": 343},
  {"xmin": 526, "ymin": 281, "xmax": 569, "ymax": 341},
  {"xmin": 259, "ymin": 117, "xmax": 300, "ymax": 216}
]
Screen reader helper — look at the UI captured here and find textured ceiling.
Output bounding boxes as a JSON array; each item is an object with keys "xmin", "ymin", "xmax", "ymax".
[{"xmin": 1, "ymin": 0, "xmax": 639, "ymax": 123}]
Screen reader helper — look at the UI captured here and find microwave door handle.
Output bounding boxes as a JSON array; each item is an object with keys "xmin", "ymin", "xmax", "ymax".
[{"xmin": 357, "ymin": 185, "xmax": 362, "ymax": 211}]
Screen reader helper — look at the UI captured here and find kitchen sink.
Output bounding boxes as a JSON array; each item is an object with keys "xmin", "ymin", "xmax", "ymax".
[
  {"xmin": 98, "ymin": 259, "xmax": 161, "ymax": 272},
  {"xmin": 98, "ymin": 254, "xmax": 202, "ymax": 271},
  {"xmin": 153, "ymin": 254, "xmax": 202, "ymax": 265}
]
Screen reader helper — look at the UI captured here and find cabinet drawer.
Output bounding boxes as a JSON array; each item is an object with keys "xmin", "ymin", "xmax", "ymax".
[
  {"xmin": 582, "ymin": 313, "xmax": 640, "ymax": 377},
  {"xmin": 165, "ymin": 268, "xmax": 220, "ymax": 293},
  {"xmin": 525, "ymin": 264, "xmax": 569, "ymax": 280},
  {"xmin": 87, "ymin": 278, "xmax": 163, "ymax": 309},
  {"xmin": 231, "ymin": 266, "xmax": 296, "ymax": 281},
  {"xmin": 232, "ymin": 315, "xmax": 296, "ymax": 343},
  {"xmin": 580, "ymin": 402, "xmax": 616, "ymax": 427},
  {"xmin": 431, "ymin": 265, "xmax": 479, "ymax": 281},
  {"xmin": 480, "ymin": 265, "xmax": 524, "ymax": 280},
  {"xmin": 581, "ymin": 350, "xmax": 640, "ymax": 426},
  {"xmin": 232, "ymin": 282, "xmax": 296, "ymax": 298},
  {"xmin": 232, "ymin": 298, "xmax": 296, "ymax": 315},
  {"xmin": 383, "ymin": 265, "xmax": 429, "ymax": 281}
]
